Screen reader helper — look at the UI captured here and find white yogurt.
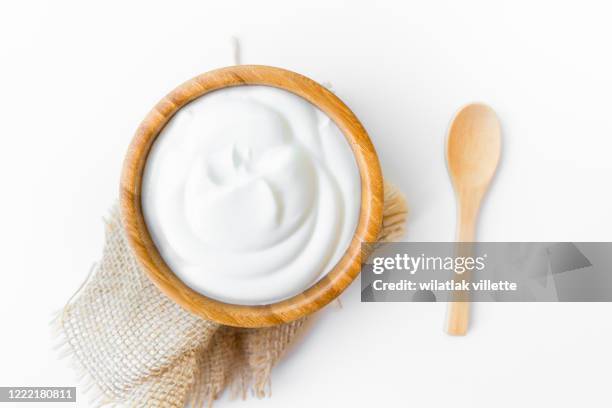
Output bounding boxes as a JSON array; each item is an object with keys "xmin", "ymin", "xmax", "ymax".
[{"xmin": 142, "ymin": 85, "xmax": 361, "ymax": 305}]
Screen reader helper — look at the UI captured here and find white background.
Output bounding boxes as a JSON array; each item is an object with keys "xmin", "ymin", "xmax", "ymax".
[{"xmin": 2, "ymin": 0, "xmax": 612, "ymax": 407}]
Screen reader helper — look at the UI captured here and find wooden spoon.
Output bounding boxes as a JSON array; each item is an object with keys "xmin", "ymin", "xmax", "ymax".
[{"xmin": 445, "ymin": 103, "xmax": 501, "ymax": 336}]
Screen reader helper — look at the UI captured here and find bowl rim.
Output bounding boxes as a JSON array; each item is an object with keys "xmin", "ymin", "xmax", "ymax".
[{"xmin": 120, "ymin": 65, "xmax": 383, "ymax": 327}]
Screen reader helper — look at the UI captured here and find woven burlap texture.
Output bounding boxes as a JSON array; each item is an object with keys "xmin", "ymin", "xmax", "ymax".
[{"xmin": 56, "ymin": 181, "xmax": 407, "ymax": 407}]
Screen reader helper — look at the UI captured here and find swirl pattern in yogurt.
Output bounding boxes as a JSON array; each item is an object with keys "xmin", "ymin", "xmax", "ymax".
[{"xmin": 142, "ymin": 86, "xmax": 361, "ymax": 305}]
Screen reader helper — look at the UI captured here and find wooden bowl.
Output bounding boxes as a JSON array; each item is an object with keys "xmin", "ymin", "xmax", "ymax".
[{"xmin": 120, "ymin": 65, "xmax": 383, "ymax": 327}]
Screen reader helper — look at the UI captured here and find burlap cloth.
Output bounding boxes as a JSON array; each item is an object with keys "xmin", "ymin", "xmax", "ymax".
[{"xmin": 55, "ymin": 181, "xmax": 407, "ymax": 407}]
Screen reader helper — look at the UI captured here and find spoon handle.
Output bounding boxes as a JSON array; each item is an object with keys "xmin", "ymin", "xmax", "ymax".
[
  {"xmin": 445, "ymin": 203, "xmax": 478, "ymax": 335},
  {"xmin": 446, "ymin": 301, "xmax": 469, "ymax": 335}
]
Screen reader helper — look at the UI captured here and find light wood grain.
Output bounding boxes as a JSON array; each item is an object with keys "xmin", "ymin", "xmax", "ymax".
[
  {"xmin": 445, "ymin": 103, "xmax": 501, "ymax": 336},
  {"xmin": 120, "ymin": 65, "xmax": 383, "ymax": 328}
]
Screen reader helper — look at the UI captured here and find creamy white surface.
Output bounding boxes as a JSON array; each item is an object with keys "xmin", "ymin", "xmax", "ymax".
[{"xmin": 141, "ymin": 86, "xmax": 361, "ymax": 305}]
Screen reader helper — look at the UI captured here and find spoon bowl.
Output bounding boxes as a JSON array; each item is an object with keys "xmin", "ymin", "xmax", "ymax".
[{"xmin": 447, "ymin": 103, "xmax": 501, "ymax": 200}]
